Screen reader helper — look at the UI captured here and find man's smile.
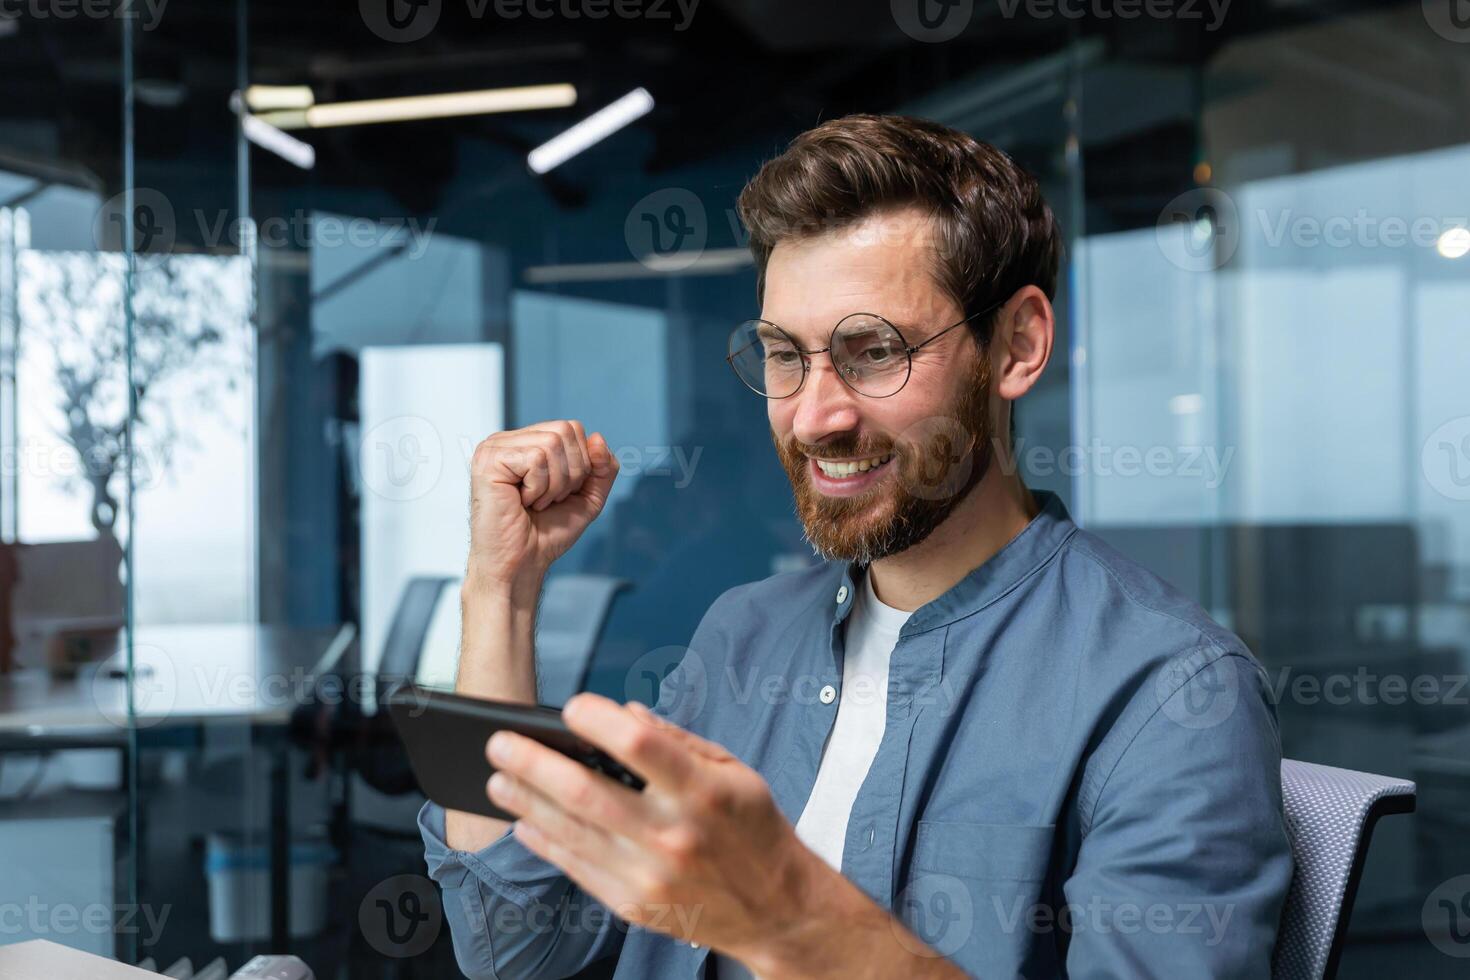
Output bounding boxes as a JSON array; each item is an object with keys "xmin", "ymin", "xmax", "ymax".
[{"xmin": 807, "ymin": 452, "xmax": 896, "ymax": 496}]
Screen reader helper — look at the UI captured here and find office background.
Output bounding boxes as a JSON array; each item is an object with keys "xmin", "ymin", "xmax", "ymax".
[{"xmin": 0, "ymin": 0, "xmax": 1467, "ymax": 976}]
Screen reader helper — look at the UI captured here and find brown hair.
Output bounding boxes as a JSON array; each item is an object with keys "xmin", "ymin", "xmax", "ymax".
[{"xmin": 736, "ymin": 113, "xmax": 1063, "ymax": 345}]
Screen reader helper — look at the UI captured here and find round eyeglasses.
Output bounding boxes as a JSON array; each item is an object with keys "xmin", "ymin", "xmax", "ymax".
[{"xmin": 725, "ymin": 302, "xmax": 1000, "ymax": 399}]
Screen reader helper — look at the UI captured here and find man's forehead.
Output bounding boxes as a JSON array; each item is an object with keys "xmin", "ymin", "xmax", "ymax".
[{"xmin": 761, "ymin": 213, "xmax": 951, "ymax": 337}]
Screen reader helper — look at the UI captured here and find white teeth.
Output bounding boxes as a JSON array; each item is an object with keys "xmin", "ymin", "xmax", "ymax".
[{"xmin": 815, "ymin": 453, "xmax": 893, "ymax": 478}]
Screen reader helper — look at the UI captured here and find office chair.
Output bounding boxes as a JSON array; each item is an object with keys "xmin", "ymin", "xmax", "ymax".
[{"xmin": 1272, "ymin": 759, "xmax": 1416, "ymax": 980}]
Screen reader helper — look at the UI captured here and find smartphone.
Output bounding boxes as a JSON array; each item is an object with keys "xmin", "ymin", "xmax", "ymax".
[{"xmin": 384, "ymin": 682, "xmax": 646, "ymax": 820}]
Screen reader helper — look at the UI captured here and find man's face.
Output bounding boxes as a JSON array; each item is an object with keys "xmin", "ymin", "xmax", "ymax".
[{"xmin": 762, "ymin": 208, "xmax": 995, "ymax": 565}]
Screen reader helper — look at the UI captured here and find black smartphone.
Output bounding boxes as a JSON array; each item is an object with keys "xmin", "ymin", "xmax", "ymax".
[{"xmin": 384, "ymin": 682, "xmax": 646, "ymax": 820}]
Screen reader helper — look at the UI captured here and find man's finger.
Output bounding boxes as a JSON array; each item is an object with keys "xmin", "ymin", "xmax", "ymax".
[
  {"xmin": 561, "ymin": 693, "xmax": 701, "ymax": 791},
  {"xmin": 488, "ymin": 730, "xmax": 654, "ymax": 837},
  {"xmin": 628, "ymin": 701, "xmax": 733, "ymax": 762}
]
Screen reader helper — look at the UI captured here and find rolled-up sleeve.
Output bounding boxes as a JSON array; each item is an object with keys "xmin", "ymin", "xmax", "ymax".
[
  {"xmin": 416, "ymin": 590, "xmax": 737, "ymax": 979},
  {"xmin": 419, "ymin": 798, "xmax": 628, "ymax": 980},
  {"xmin": 1063, "ymin": 649, "xmax": 1294, "ymax": 979}
]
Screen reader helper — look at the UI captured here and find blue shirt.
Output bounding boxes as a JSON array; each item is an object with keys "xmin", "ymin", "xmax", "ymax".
[{"xmin": 419, "ymin": 489, "xmax": 1292, "ymax": 979}]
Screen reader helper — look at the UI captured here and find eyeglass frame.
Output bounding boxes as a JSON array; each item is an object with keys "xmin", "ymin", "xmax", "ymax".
[{"xmin": 725, "ymin": 299, "xmax": 1004, "ymax": 400}]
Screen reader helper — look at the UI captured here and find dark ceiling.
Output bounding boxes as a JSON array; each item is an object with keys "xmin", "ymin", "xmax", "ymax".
[{"xmin": 0, "ymin": 0, "xmax": 1431, "ymax": 239}]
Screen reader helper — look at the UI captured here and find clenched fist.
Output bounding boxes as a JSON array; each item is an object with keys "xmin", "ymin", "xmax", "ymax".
[{"xmin": 465, "ymin": 420, "xmax": 620, "ymax": 601}]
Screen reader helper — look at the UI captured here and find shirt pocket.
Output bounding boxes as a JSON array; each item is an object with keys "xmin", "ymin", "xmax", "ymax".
[
  {"xmin": 903, "ymin": 821, "xmax": 1061, "ymax": 977},
  {"xmin": 911, "ymin": 820, "xmax": 1056, "ymax": 881}
]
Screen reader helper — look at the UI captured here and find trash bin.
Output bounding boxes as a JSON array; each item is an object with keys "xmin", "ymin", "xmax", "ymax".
[{"xmin": 204, "ymin": 832, "xmax": 335, "ymax": 943}]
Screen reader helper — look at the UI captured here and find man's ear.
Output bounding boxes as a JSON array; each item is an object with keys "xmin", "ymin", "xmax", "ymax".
[{"xmin": 991, "ymin": 285, "xmax": 1054, "ymax": 402}]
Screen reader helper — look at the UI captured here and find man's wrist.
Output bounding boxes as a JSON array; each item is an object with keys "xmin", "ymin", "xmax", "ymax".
[
  {"xmin": 462, "ymin": 564, "xmax": 545, "ymax": 609},
  {"xmin": 727, "ymin": 838, "xmax": 859, "ymax": 979}
]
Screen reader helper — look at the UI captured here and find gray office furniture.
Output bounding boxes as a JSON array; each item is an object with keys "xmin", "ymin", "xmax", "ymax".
[{"xmin": 1272, "ymin": 759, "xmax": 1416, "ymax": 980}]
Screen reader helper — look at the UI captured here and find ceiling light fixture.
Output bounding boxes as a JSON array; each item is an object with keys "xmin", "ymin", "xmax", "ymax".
[
  {"xmin": 527, "ymin": 87, "xmax": 653, "ymax": 174},
  {"xmin": 256, "ymin": 83, "xmax": 577, "ymax": 130}
]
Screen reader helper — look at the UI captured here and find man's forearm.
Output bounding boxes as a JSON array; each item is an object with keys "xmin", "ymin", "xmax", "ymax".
[
  {"xmin": 730, "ymin": 847, "xmax": 970, "ymax": 980},
  {"xmin": 444, "ymin": 573, "xmax": 542, "ymax": 851}
]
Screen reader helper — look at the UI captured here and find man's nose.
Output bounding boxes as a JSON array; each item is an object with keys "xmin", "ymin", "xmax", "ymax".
[{"xmin": 791, "ymin": 355, "xmax": 861, "ymax": 446}]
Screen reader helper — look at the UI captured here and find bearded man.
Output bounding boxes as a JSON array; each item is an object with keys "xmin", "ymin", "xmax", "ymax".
[{"xmin": 421, "ymin": 113, "xmax": 1292, "ymax": 980}]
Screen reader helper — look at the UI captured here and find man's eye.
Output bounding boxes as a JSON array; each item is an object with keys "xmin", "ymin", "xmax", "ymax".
[{"xmin": 767, "ymin": 349, "xmax": 801, "ymax": 365}]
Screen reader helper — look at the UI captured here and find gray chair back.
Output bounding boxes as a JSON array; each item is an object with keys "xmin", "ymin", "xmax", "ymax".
[{"xmin": 1272, "ymin": 759, "xmax": 1415, "ymax": 980}]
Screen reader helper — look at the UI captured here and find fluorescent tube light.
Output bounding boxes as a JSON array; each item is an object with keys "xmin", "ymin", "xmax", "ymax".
[
  {"xmin": 242, "ymin": 113, "xmax": 316, "ymax": 169},
  {"xmin": 523, "ymin": 248, "xmax": 752, "ymax": 283},
  {"xmin": 244, "ymin": 85, "xmax": 315, "ymax": 111},
  {"xmin": 258, "ymin": 83, "xmax": 577, "ymax": 130},
  {"xmin": 527, "ymin": 87, "xmax": 653, "ymax": 174}
]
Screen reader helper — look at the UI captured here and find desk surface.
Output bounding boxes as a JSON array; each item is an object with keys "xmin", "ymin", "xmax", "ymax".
[
  {"xmin": 0, "ymin": 623, "xmax": 350, "ymax": 736},
  {"xmin": 0, "ymin": 939, "xmax": 161, "ymax": 978}
]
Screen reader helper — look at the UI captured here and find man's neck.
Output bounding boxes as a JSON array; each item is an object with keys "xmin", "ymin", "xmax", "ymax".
[{"xmin": 866, "ymin": 469, "xmax": 1040, "ymax": 613}]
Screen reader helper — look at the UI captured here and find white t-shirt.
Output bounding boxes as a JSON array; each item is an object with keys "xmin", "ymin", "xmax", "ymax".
[{"xmin": 714, "ymin": 568, "xmax": 911, "ymax": 980}]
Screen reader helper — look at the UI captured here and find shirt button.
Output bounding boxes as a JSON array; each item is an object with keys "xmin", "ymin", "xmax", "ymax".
[
  {"xmin": 865, "ymin": 825, "xmax": 875, "ymax": 847},
  {"xmin": 836, "ymin": 585, "xmax": 849, "ymax": 603},
  {"xmin": 819, "ymin": 684, "xmax": 837, "ymax": 704}
]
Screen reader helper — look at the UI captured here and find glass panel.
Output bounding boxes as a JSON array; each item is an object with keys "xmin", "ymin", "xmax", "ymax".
[
  {"xmin": 0, "ymin": 7, "xmax": 134, "ymax": 969},
  {"xmin": 1074, "ymin": 8, "xmax": 1470, "ymax": 974}
]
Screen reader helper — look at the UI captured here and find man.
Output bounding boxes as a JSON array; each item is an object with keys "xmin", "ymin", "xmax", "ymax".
[{"xmin": 420, "ymin": 114, "xmax": 1292, "ymax": 979}]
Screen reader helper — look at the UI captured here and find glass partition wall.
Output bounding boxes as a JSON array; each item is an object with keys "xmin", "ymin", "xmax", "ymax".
[{"xmin": 0, "ymin": 2, "xmax": 1466, "ymax": 977}]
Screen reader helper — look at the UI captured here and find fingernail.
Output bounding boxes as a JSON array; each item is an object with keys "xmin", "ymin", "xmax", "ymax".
[{"xmin": 488, "ymin": 732, "xmax": 512, "ymax": 763}]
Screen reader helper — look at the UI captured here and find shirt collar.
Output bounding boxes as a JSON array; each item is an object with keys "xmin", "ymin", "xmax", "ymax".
[{"xmin": 829, "ymin": 489, "xmax": 1078, "ymax": 635}]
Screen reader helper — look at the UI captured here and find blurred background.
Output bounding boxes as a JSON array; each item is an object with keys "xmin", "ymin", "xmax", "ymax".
[{"xmin": 0, "ymin": 0, "xmax": 1466, "ymax": 976}]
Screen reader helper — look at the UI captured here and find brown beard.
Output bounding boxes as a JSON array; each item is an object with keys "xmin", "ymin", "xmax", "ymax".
[{"xmin": 771, "ymin": 349, "xmax": 995, "ymax": 566}]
